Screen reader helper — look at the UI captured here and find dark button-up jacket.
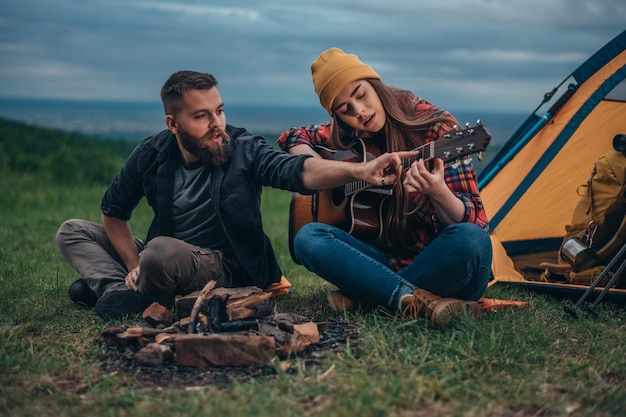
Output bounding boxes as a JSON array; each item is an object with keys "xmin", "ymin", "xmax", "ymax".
[{"xmin": 101, "ymin": 125, "xmax": 313, "ymax": 288}]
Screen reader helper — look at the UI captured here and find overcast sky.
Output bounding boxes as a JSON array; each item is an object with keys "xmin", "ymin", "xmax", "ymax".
[{"xmin": 0, "ymin": 0, "xmax": 624, "ymax": 113}]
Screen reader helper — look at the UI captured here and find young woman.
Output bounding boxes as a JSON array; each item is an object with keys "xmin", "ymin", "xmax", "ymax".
[{"xmin": 277, "ymin": 48, "xmax": 492, "ymax": 326}]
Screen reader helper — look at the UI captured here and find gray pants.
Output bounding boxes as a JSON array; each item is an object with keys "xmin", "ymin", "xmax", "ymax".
[{"xmin": 56, "ymin": 219, "xmax": 231, "ymax": 298}]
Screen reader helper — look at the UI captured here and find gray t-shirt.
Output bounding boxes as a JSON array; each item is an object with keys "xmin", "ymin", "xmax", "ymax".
[{"xmin": 172, "ymin": 162, "xmax": 229, "ymax": 251}]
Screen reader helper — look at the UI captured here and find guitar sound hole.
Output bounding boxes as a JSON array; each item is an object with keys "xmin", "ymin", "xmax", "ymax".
[{"xmin": 331, "ymin": 188, "xmax": 346, "ymax": 206}]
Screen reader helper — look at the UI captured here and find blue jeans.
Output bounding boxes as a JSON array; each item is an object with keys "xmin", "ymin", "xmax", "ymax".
[{"xmin": 292, "ymin": 222, "xmax": 492, "ymax": 311}]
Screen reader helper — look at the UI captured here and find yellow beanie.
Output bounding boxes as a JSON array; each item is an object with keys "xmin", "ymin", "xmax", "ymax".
[{"xmin": 311, "ymin": 48, "xmax": 381, "ymax": 115}]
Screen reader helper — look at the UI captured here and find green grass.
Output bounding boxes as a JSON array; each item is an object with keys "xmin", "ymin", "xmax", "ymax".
[{"xmin": 1, "ymin": 172, "xmax": 625, "ymax": 417}]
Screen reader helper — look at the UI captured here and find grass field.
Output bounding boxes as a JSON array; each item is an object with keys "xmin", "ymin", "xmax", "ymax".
[{"xmin": 1, "ymin": 172, "xmax": 625, "ymax": 417}]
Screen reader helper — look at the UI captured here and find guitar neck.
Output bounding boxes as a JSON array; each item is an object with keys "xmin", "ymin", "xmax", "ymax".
[
  {"xmin": 343, "ymin": 123, "xmax": 491, "ymax": 196},
  {"xmin": 344, "ymin": 146, "xmax": 430, "ymax": 196},
  {"xmin": 403, "ymin": 142, "xmax": 435, "ymax": 167}
]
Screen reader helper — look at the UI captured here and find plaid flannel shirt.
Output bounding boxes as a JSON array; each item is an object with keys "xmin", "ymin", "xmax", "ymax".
[{"xmin": 277, "ymin": 92, "xmax": 489, "ymax": 270}]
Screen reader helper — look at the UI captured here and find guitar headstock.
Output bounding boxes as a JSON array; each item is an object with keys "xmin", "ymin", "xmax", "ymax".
[{"xmin": 435, "ymin": 120, "xmax": 491, "ymax": 164}]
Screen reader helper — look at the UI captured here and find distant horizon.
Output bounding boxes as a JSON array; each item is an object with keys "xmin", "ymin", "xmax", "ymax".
[
  {"xmin": 0, "ymin": 97, "xmax": 528, "ymax": 144},
  {"xmin": 0, "ymin": 95, "xmax": 532, "ymax": 116}
]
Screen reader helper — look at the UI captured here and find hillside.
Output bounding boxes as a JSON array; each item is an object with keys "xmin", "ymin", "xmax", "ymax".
[{"xmin": 0, "ymin": 117, "xmax": 137, "ymax": 185}]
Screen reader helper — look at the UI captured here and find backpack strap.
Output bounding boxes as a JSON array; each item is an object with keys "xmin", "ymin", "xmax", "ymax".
[
  {"xmin": 596, "ymin": 209, "xmax": 626, "ymax": 261},
  {"xmin": 539, "ymin": 262, "xmax": 607, "ymax": 286},
  {"xmin": 568, "ymin": 266, "xmax": 608, "ymax": 286},
  {"xmin": 539, "ymin": 261, "xmax": 572, "ymax": 282}
]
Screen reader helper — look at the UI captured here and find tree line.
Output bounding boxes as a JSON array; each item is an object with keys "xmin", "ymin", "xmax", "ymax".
[{"xmin": 0, "ymin": 117, "xmax": 137, "ymax": 185}]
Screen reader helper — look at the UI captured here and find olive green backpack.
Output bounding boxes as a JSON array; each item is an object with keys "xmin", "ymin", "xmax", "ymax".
[{"xmin": 540, "ymin": 149, "xmax": 626, "ymax": 285}]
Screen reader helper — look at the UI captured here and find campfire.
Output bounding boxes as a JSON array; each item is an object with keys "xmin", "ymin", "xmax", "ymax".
[{"xmin": 100, "ymin": 281, "xmax": 352, "ymax": 368}]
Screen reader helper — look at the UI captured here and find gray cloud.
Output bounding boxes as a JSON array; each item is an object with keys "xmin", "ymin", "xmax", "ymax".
[{"xmin": 0, "ymin": 0, "xmax": 623, "ymax": 112}]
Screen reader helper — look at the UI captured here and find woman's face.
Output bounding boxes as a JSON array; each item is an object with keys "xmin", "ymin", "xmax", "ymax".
[{"xmin": 331, "ymin": 80, "xmax": 386, "ymax": 132}]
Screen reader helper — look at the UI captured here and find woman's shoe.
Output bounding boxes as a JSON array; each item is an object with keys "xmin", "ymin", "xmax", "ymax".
[
  {"xmin": 400, "ymin": 288, "xmax": 477, "ymax": 326},
  {"xmin": 327, "ymin": 291, "xmax": 356, "ymax": 312}
]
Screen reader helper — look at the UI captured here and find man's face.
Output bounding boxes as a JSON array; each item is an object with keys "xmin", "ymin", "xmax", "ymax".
[
  {"xmin": 177, "ymin": 124, "xmax": 230, "ymax": 166},
  {"xmin": 167, "ymin": 88, "xmax": 230, "ymax": 166}
]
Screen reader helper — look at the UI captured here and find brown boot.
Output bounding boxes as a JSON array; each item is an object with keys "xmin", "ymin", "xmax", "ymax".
[
  {"xmin": 401, "ymin": 289, "xmax": 477, "ymax": 326},
  {"xmin": 327, "ymin": 291, "xmax": 355, "ymax": 312},
  {"xmin": 328, "ymin": 291, "xmax": 378, "ymax": 313},
  {"xmin": 400, "ymin": 288, "xmax": 441, "ymax": 319},
  {"xmin": 426, "ymin": 298, "xmax": 479, "ymax": 326}
]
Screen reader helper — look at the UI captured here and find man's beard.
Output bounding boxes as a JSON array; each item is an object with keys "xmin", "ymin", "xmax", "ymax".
[{"xmin": 178, "ymin": 127, "xmax": 230, "ymax": 166}]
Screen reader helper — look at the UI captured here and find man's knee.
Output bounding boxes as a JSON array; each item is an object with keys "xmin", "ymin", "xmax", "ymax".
[
  {"xmin": 140, "ymin": 236, "xmax": 173, "ymax": 273},
  {"xmin": 140, "ymin": 236, "xmax": 198, "ymax": 277},
  {"xmin": 56, "ymin": 218, "xmax": 95, "ymax": 251},
  {"xmin": 56, "ymin": 219, "xmax": 79, "ymax": 245}
]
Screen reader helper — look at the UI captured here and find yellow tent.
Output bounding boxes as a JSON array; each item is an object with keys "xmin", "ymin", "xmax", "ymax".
[{"xmin": 479, "ymin": 30, "xmax": 626, "ymax": 300}]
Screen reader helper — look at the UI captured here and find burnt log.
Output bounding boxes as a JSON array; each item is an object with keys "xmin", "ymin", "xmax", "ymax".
[
  {"xmin": 142, "ymin": 302, "xmax": 174, "ymax": 327},
  {"xmin": 225, "ymin": 292, "xmax": 272, "ymax": 321},
  {"xmin": 134, "ymin": 343, "xmax": 174, "ymax": 367},
  {"xmin": 175, "ymin": 286, "xmax": 265, "ymax": 319},
  {"xmin": 101, "ymin": 326, "xmax": 125, "ymax": 346},
  {"xmin": 187, "ymin": 280, "xmax": 216, "ymax": 334},
  {"xmin": 258, "ymin": 318, "xmax": 320, "ymax": 355},
  {"xmin": 169, "ymin": 334, "xmax": 275, "ymax": 367}
]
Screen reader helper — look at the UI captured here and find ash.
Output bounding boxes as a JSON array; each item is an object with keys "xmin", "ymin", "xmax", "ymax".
[{"xmin": 99, "ymin": 320, "xmax": 357, "ymax": 387}]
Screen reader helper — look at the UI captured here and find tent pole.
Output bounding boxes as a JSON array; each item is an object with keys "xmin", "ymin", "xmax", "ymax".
[
  {"xmin": 564, "ymin": 241, "xmax": 626, "ymax": 319},
  {"xmin": 478, "ymin": 84, "xmax": 577, "ymax": 190},
  {"xmin": 478, "ymin": 115, "xmax": 549, "ymax": 188}
]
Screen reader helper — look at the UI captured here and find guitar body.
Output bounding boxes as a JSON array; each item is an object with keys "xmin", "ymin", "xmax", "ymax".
[
  {"xmin": 290, "ymin": 186, "xmax": 390, "ymax": 239},
  {"xmin": 287, "ymin": 123, "xmax": 492, "ymax": 263},
  {"xmin": 288, "ymin": 140, "xmax": 391, "ymax": 262}
]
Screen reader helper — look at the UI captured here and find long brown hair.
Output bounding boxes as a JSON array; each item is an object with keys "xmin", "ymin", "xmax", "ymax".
[{"xmin": 328, "ymin": 79, "xmax": 457, "ymax": 253}]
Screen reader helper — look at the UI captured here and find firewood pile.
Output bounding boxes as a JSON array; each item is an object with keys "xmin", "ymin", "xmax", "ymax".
[{"xmin": 100, "ymin": 281, "xmax": 332, "ymax": 368}]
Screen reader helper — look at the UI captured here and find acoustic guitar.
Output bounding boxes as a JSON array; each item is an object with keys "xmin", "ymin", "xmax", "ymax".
[{"xmin": 288, "ymin": 122, "xmax": 491, "ymax": 262}]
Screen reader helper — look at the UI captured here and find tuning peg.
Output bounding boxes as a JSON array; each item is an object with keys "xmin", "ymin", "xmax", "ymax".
[
  {"xmin": 453, "ymin": 124, "xmax": 460, "ymax": 131},
  {"xmin": 476, "ymin": 119, "xmax": 483, "ymax": 125},
  {"xmin": 465, "ymin": 122, "xmax": 471, "ymax": 129},
  {"xmin": 477, "ymin": 152, "xmax": 483, "ymax": 162},
  {"xmin": 464, "ymin": 157, "xmax": 473, "ymax": 165}
]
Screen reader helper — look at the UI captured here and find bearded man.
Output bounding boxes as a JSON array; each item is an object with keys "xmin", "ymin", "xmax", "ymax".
[{"xmin": 56, "ymin": 70, "xmax": 411, "ymax": 320}]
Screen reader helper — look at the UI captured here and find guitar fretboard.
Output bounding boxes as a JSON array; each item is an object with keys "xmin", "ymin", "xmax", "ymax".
[
  {"xmin": 341, "ymin": 124, "xmax": 489, "ymax": 197},
  {"xmin": 344, "ymin": 142, "xmax": 435, "ymax": 196}
]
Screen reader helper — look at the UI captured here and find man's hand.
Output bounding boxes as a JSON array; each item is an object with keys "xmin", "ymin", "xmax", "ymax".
[
  {"xmin": 362, "ymin": 150, "xmax": 420, "ymax": 187},
  {"xmin": 300, "ymin": 150, "xmax": 419, "ymax": 191},
  {"xmin": 125, "ymin": 265, "xmax": 140, "ymax": 292},
  {"xmin": 102, "ymin": 213, "xmax": 141, "ymax": 289}
]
